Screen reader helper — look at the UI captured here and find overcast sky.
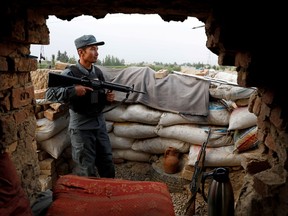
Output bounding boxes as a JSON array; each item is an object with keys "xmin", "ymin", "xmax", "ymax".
[{"xmin": 30, "ymin": 14, "xmax": 218, "ymax": 65}]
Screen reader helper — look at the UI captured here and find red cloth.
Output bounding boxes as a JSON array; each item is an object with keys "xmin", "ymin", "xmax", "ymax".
[
  {"xmin": 47, "ymin": 174, "xmax": 175, "ymax": 216},
  {"xmin": 0, "ymin": 152, "xmax": 32, "ymax": 216}
]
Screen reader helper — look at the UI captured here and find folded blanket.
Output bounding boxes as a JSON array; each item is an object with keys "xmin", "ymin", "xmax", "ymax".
[{"xmin": 100, "ymin": 66, "xmax": 210, "ymax": 116}]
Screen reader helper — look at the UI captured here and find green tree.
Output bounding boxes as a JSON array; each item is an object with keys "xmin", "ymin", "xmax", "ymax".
[{"xmin": 56, "ymin": 50, "xmax": 69, "ymax": 63}]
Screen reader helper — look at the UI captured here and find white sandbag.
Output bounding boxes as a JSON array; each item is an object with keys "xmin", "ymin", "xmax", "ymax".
[
  {"xmin": 112, "ymin": 149, "xmax": 151, "ymax": 162},
  {"xmin": 36, "ymin": 113, "xmax": 69, "ymax": 142},
  {"xmin": 132, "ymin": 137, "xmax": 190, "ymax": 154},
  {"xmin": 113, "ymin": 122, "xmax": 157, "ymax": 139},
  {"xmin": 155, "ymin": 125, "xmax": 233, "ymax": 147},
  {"xmin": 38, "ymin": 128, "xmax": 70, "ymax": 159},
  {"xmin": 108, "ymin": 132, "xmax": 134, "ymax": 149},
  {"xmin": 158, "ymin": 112, "xmax": 195, "ymax": 126},
  {"xmin": 209, "ymin": 84, "xmax": 256, "ymax": 101},
  {"xmin": 159, "ymin": 101, "xmax": 230, "ymax": 126},
  {"xmin": 120, "ymin": 104, "xmax": 163, "ymax": 125},
  {"xmin": 103, "ymin": 104, "xmax": 127, "ymax": 122},
  {"xmin": 213, "ymin": 71, "xmax": 237, "ymax": 83},
  {"xmin": 188, "ymin": 145, "xmax": 242, "ymax": 167},
  {"xmin": 105, "ymin": 121, "xmax": 114, "ymax": 133},
  {"xmin": 228, "ymin": 106, "xmax": 257, "ymax": 131},
  {"xmin": 206, "ymin": 101, "xmax": 230, "ymax": 126}
]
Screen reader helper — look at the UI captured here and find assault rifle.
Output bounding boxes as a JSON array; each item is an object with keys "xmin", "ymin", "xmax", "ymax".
[
  {"xmin": 47, "ymin": 72, "xmax": 145, "ymax": 95},
  {"xmin": 184, "ymin": 127, "xmax": 212, "ymax": 215}
]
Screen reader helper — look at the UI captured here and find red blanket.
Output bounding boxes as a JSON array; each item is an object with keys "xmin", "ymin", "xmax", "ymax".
[
  {"xmin": 0, "ymin": 152, "xmax": 32, "ymax": 216},
  {"xmin": 47, "ymin": 174, "xmax": 175, "ymax": 216}
]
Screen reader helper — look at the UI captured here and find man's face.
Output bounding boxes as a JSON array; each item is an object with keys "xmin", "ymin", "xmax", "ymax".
[{"xmin": 80, "ymin": 45, "xmax": 99, "ymax": 63}]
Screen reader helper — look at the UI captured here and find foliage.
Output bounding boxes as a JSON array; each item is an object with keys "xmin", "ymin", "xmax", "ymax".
[
  {"xmin": 101, "ymin": 55, "xmax": 125, "ymax": 66},
  {"xmin": 42, "ymin": 51, "xmax": 235, "ymax": 72}
]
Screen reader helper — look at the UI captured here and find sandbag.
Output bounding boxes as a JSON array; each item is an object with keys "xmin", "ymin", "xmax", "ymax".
[
  {"xmin": 159, "ymin": 101, "xmax": 230, "ymax": 127},
  {"xmin": 46, "ymin": 175, "xmax": 175, "ymax": 216},
  {"xmin": 132, "ymin": 137, "xmax": 190, "ymax": 154},
  {"xmin": 228, "ymin": 106, "xmax": 257, "ymax": 131},
  {"xmin": 209, "ymin": 84, "xmax": 256, "ymax": 101},
  {"xmin": 155, "ymin": 125, "xmax": 233, "ymax": 147},
  {"xmin": 113, "ymin": 122, "xmax": 157, "ymax": 139},
  {"xmin": 38, "ymin": 128, "xmax": 70, "ymax": 159},
  {"xmin": 120, "ymin": 103, "xmax": 163, "ymax": 125},
  {"xmin": 188, "ymin": 145, "xmax": 242, "ymax": 167},
  {"xmin": 112, "ymin": 149, "xmax": 152, "ymax": 162},
  {"xmin": 103, "ymin": 104, "xmax": 127, "ymax": 122},
  {"xmin": 105, "ymin": 121, "xmax": 114, "ymax": 133},
  {"xmin": 36, "ymin": 113, "xmax": 69, "ymax": 142},
  {"xmin": 233, "ymin": 126, "xmax": 259, "ymax": 153},
  {"xmin": 108, "ymin": 132, "xmax": 134, "ymax": 149}
]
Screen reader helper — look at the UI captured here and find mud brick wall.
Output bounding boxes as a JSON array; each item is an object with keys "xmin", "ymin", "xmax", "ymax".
[{"xmin": 0, "ymin": 11, "xmax": 49, "ymax": 203}]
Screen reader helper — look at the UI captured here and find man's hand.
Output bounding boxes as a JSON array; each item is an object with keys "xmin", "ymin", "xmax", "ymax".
[
  {"xmin": 75, "ymin": 85, "xmax": 93, "ymax": 96},
  {"xmin": 106, "ymin": 90, "xmax": 115, "ymax": 102}
]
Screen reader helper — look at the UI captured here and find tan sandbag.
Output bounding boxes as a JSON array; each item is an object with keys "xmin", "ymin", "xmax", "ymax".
[
  {"xmin": 158, "ymin": 101, "xmax": 230, "ymax": 126},
  {"xmin": 228, "ymin": 106, "xmax": 257, "ymax": 131},
  {"xmin": 155, "ymin": 124, "xmax": 233, "ymax": 147},
  {"xmin": 120, "ymin": 103, "xmax": 163, "ymax": 125},
  {"xmin": 209, "ymin": 84, "xmax": 256, "ymax": 101},
  {"xmin": 103, "ymin": 104, "xmax": 127, "ymax": 122},
  {"xmin": 36, "ymin": 113, "xmax": 69, "ymax": 142},
  {"xmin": 38, "ymin": 128, "xmax": 70, "ymax": 159},
  {"xmin": 112, "ymin": 149, "xmax": 152, "ymax": 162},
  {"xmin": 105, "ymin": 121, "xmax": 114, "ymax": 133},
  {"xmin": 113, "ymin": 122, "xmax": 157, "ymax": 139},
  {"xmin": 108, "ymin": 132, "xmax": 134, "ymax": 149},
  {"xmin": 132, "ymin": 137, "xmax": 190, "ymax": 154},
  {"xmin": 188, "ymin": 145, "xmax": 242, "ymax": 167}
]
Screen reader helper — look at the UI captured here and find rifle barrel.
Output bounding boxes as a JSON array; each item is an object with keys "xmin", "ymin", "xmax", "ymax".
[{"xmin": 47, "ymin": 72, "xmax": 145, "ymax": 94}]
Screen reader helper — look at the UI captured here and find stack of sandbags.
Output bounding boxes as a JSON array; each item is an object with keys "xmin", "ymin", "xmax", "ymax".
[
  {"xmin": 104, "ymin": 102, "xmax": 237, "ymax": 167},
  {"xmin": 31, "ymin": 68, "xmax": 72, "ymax": 191},
  {"xmin": 102, "ymin": 70, "xmax": 259, "ymax": 181},
  {"xmin": 207, "ymin": 71, "xmax": 259, "ymax": 154}
]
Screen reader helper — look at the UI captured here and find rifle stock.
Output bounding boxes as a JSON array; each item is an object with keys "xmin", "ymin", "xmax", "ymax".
[
  {"xmin": 47, "ymin": 72, "xmax": 145, "ymax": 94},
  {"xmin": 184, "ymin": 128, "xmax": 212, "ymax": 215}
]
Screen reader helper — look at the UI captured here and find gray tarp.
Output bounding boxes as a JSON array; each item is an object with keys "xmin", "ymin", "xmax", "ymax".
[{"xmin": 99, "ymin": 66, "xmax": 210, "ymax": 117}]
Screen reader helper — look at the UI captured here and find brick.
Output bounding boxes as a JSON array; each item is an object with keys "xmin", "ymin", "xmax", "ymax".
[
  {"xmin": 12, "ymin": 85, "xmax": 34, "ymax": 108},
  {"xmin": 0, "ymin": 73, "xmax": 18, "ymax": 90},
  {"xmin": 40, "ymin": 169, "xmax": 55, "ymax": 176},
  {"xmin": 35, "ymin": 104, "xmax": 43, "ymax": 113},
  {"xmin": 262, "ymin": 90, "xmax": 274, "ymax": 105},
  {"xmin": 0, "ymin": 91, "xmax": 11, "ymax": 111},
  {"xmin": 265, "ymin": 133, "xmax": 277, "ymax": 152},
  {"xmin": 270, "ymin": 106, "xmax": 284, "ymax": 129},
  {"xmin": 253, "ymin": 169, "xmax": 284, "ymax": 197},
  {"xmin": 38, "ymin": 150, "xmax": 51, "ymax": 161},
  {"xmin": 44, "ymin": 108, "xmax": 67, "ymax": 121},
  {"xmin": 39, "ymin": 158, "xmax": 55, "ymax": 170},
  {"xmin": 34, "ymin": 89, "xmax": 47, "ymax": 99},
  {"xmin": 155, "ymin": 69, "xmax": 168, "ymax": 79},
  {"xmin": 36, "ymin": 111, "xmax": 45, "ymax": 119},
  {"xmin": 39, "ymin": 175, "xmax": 52, "ymax": 191},
  {"xmin": 14, "ymin": 57, "xmax": 38, "ymax": 72},
  {"xmin": 13, "ymin": 106, "xmax": 33, "ymax": 125},
  {"xmin": 49, "ymin": 103, "xmax": 68, "ymax": 112},
  {"xmin": 0, "ymin": 56, "xmax": 8, "ymax": 71},
  {"xmin": 0, "ymin": 114, "xmax": 17, "ymax": 145},
  {"xmin": 5, "ymin": 141, "xmax": 18, "ymax": 154}
]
